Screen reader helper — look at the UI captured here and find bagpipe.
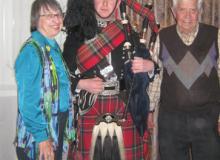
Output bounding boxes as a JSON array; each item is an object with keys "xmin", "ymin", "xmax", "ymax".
[{"xmin": 119, "ymin": 0, "xmax": 159, "ymax": 137}]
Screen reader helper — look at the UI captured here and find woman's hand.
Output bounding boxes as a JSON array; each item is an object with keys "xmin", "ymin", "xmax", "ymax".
[
  {"xmin": 39, "ymin": 140, "xmax": 54, "ymax": 160},
  {"xmin": 131, "ymin": 57, "xmax": 154, "ymax": 73},
  {"xmin": 77, "ymin": 77, "xmax": 104, "ymax": 94}
]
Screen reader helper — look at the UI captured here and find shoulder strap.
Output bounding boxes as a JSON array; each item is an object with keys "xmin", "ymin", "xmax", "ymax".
[{"xmin": 20, "ymin": 38, "xmax": 45, "ymax": 66}]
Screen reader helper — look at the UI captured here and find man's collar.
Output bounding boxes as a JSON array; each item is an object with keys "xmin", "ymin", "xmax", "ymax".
[{"xmin": 176, "ymin": 24, "xmax": 199, "ymax": 45}]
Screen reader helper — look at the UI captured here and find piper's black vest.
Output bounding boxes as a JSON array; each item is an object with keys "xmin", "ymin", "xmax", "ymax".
[{"xmin": 159, "ymin": 23, "xmax": 220, "ymax": 111}]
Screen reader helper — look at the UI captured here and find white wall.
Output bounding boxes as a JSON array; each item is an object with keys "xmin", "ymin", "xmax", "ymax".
[{"xmin": 0, "ymin": 0, "xmax": 67, "ymax": 159}]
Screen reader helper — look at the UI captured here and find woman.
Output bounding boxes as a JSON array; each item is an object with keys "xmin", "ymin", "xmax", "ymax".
[
  {"xmin": 14, "ymin": 0, "xmax": 74, "ymax": 159},
  {"xmin": 63, "ymin": 0, "xmax": 158, "ymax": 159}
]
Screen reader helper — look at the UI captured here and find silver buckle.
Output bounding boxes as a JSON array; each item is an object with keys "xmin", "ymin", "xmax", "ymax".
[
  {"xmin": 99, "ymin": 80, "xmax": 120, "ymax": 96},
  {"xmin": 96, "ymin": 113, "xmax": 120, "ymax": 124}
]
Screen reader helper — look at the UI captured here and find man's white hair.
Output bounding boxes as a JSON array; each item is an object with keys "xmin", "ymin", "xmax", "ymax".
[{"xmin": 172, "ymin": 0, "xmax": 203, "ymax": 10}]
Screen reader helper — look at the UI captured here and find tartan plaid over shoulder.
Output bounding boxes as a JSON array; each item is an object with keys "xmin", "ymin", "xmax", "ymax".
[
  {"xmin": 125, "ymin": 0, "xmax": 159, "ymax": 33},
  {"xmin": 76, "ymin": 20, "xmax": 125, "ymax": 73}
]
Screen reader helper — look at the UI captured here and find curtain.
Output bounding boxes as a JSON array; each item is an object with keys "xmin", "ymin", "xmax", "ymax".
[
  {"xmin": 155, "ymin": 0, "xmax": 220, "ymax": 28},
  {"xmin": 129, "ymin": 0, "xmax": 220, "ymax": 29}
]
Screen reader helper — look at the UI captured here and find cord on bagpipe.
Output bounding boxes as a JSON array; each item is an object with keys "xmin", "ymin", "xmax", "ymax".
[{"xmin": 119, "ymin": 0, "xmax": 159, "ymax": 137}]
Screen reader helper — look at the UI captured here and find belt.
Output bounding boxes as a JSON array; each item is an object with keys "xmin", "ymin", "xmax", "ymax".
[{"xmin": 99, "ymin": 80, "xmax": 120, "ymax": 96}]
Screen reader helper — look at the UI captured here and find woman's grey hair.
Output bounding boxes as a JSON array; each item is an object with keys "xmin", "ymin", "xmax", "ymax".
[
  {"xmin": 31, "ymin": 0, "xmax": 62, "ymax": 32},
  {"xmin": 172, "ymin": 0, "xmax": 203, "ymax": 11}
]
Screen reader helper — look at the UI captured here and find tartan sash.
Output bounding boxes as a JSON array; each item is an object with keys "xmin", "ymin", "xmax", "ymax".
[{"xmin": 76, "ymin": 20, "xmax": 125, "ymax": 73}]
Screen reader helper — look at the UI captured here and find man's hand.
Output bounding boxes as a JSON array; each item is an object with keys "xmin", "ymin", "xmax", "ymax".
[
  {"xmin": 131, "ymin": 57, "xmax": 154, "ymax": 73},
  {"xmin": 78, "ymin": 77, "xmax": 104, "ymax": 94},
  {"xmin": 39, "ymin": 140, "xmax": 54, "ymax": 160}
]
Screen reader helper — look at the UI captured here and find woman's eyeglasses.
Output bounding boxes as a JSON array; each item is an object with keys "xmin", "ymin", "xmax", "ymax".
[{"xmin": 40, "ymin": 13, "xmax": 64, "ymax": 19}]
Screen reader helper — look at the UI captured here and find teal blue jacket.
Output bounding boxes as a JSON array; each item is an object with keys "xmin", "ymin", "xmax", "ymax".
[{"xmin": 15, "ymin": 31, "xmax": 71, "ymax": 143}]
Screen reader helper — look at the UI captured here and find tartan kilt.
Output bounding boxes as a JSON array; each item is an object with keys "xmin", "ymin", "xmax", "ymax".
[{"xmin": 74, "ymin": 94, "xmax": 149, "ymax": 160}]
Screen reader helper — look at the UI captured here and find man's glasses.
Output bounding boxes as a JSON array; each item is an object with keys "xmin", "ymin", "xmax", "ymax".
[{"xmin": 40, "ymin": 13, "xmax": 64, "ymax": 19}]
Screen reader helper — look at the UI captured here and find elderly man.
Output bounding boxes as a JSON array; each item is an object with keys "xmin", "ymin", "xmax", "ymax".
[{"xmin": 148, "ymin": 0, "xmax": 220, "ymax": 159}]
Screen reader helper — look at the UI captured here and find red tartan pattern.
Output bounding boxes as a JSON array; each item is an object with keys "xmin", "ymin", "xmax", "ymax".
[
  {"xmin": 125, "ymin": 0, "xmax": 159, "ymax": 33},
  {"xmin": 75, "ymin": 95, "xmax": 149, "ymax": 160},
  {"xmin": 76, "ymin": 20, "xmax": 125, "ymax": 73}
]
